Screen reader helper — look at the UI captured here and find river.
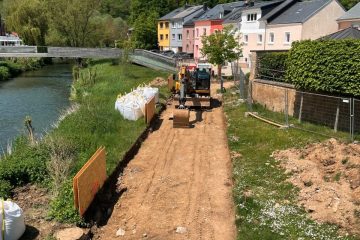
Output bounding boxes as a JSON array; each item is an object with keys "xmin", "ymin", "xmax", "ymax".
[{"xmin": 0, "ymin": 64, "xmax": 72, "ymax": 150}]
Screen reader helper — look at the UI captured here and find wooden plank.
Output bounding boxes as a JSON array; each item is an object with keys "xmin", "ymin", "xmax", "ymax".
[
  {"xmin": 73, "ymin": 147, "xmax": 107, "ymax": 216},
  {"xmin": 145, "ymin": 96, "xmax": 156, "ymax": 125},
  {"xmin": 73, "ymin": 147, "xmax": 103, "ymax": 209}
]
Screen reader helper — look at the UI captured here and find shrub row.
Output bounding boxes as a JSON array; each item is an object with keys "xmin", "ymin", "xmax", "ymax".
[
  {"xmin": 257, "ymin": 52, "xmax": 288, "ymax": 82},
  {"xmin": 286, "ymin": 40, "xmax": 360, "ymax": 97}
]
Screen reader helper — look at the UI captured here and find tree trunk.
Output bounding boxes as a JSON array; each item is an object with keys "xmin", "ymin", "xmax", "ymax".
[{"xmin": 218, "ymin": 64, "xmax": 223, "ymax": 93}]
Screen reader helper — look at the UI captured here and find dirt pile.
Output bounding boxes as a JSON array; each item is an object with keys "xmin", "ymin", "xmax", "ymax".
[
  {"xmin": 150, "ymin": 77, "xmax": 167, "ymax": 87},
  {"xmin": 273, "ymin": 138, "xmax": 360, "ymax": 235}
]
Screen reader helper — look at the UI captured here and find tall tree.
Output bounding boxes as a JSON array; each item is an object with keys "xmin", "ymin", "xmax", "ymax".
[
  {"xmin": 46, "ymin": 0, "xmax": 101, "ymax": 47},
  {"xmin": 201, "ymin": 26, "xmax": 242, "ymax": 92},
  {"xmin": 2, "ymin": 0, "xmax": 48, "ymax": 45},
  {"xmin": 131, "ymin": 11, "xmax": 159, "ymax": 49}
]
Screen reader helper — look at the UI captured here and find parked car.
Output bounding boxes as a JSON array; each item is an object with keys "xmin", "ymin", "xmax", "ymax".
[
  {"xmin": 161, "ymin": 50, "xmax": 175, "ymax": 57},
  {"xmin": 173, "ymin": 52, "xmax": 192, "ymax": 59},
  {"xmin": 149, "ymin": 49, "xmax": 161, "ymax": 54}
]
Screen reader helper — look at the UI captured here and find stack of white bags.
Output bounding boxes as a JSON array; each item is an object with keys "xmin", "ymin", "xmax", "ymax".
[
  {"xmin": 0, "ymin": 200, "xmax": 26, "ymax": 240},
  {"xmin": 115, "ymin": 85, "xmax": 159, "ymax": 121}
]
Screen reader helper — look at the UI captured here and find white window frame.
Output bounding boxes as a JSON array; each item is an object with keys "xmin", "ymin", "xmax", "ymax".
[
  {"xmin": 269, "ymin": 32, "xmax": 274, "ymax": 44},
  {"xmin": 196, "ymin": 28, "xmax": 199, "ymax": 37},
  {"xmin": 284, "ymin": 32, "xmax": 291, "ymax": 44},
  {"xmin": 172, "ymin": 34, "xmax": 175, "ymax": 40},
  {"xmin": 247, "ymin": 13, "xmax": 257, "ymax": 22},
  {"xmin": 244, "ymin": 34, "xmax": 248, "ymax": 44},
  {"xmin": 257, "ymin": 34, "xmax": 263, "ymax": 44},
  {"xmin": 187, "ymin": 30, "xmax": 190, "ymax": 39},
  {"xmin": 178, "ymin": 34, "xmax": 182, "ymax": 40}
]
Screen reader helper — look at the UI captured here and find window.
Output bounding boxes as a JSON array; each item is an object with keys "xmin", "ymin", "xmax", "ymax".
[
  {"xmin": 193, "ymin": 30, "xmax": 195, "ymax": 37},
  {"xmin": 244, "ymin": 34, "xmax": 248, "ymax": 43},
  {"xmin": 219, "ymin": 12, "xmax": 223, "ymax": 19},
  {"xmin": 258, "ymin": 34, "xmax": 263, "ymax": 43},
  {"xmin": 166, "ymin": 34, "xmax": 168, "ymax": 40},
  {"xmin": 285, "ymin": 32, "xmax": 291, "ymax": 43},
  {"xmin": 165, "ymin": 22, "xmax": 169, "ymax": 29},
  {"xmin": 187, "ymin": 30, "xmax": 190, "ymax": 39},
  {"xmin": 269, "ymin": 32, "xmax": 274, "ymax": 44},
  {"xmin": 160, "ymin": 34, "xmax": 164, "ymax": 40},
  {"xmin": 196, "ymin": 28, "xmax": 199, "ymax": 37},
  {"xmin": 172, "ymin": 22, "xmax": 175, "ymax": 29},
  {"xmin": 178, "ymin": 34, "xmax": 182, "ymax": 40},
  {"xmin": 247, "ymin": 13, "xmax": 257, "ymax": 22},
  {"xmin": 203, "ymin": 28, "xmax": 207, "ymax": 36},
  {"xmin": 160, "ymin": 22, "xmax": 164, "ymax": 29},
  {"xmin": 172, "ymin": 34, "xmax": 175, "ymax": 40},
  {"xmin": 186, "ymin": 44, "xmax": 189, "ymax": 52}
]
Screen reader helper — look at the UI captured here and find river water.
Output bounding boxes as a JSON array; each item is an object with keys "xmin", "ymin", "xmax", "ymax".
[{"xmin": 0, "ymin": 64, "xmax": 72, "ymax": 150}]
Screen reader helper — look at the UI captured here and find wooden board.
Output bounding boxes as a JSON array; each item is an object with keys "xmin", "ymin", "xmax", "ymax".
[
  {"xmin": 145, "ymin": 96, "xmax": 155, "ymax": 125},
  {"xmin": 73, "ymin": 147, "xmax": 107, "ymax": 216},
  {"xmin": 168, "ymin": 74, "xmax": 174, "ymax": 91}
]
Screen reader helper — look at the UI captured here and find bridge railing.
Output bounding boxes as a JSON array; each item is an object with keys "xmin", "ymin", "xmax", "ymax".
[
  {"xmin": 0, "ymin": 46, "xmax": 37, "ymax": 54},
  {"xmin": 132, "ymin": 49, "xmax": 176, "ymax": 67}
]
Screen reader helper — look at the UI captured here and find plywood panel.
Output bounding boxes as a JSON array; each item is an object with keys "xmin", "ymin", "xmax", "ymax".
[
  {"xmin": 145, "ymin": 96, "xmax": 155, "ymax": 125},
  {"xmin": 73, "ymin": 147, "xmax": 107, "ymax": 216}
]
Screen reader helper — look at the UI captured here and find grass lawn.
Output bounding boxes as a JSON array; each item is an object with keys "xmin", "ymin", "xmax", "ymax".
[{"xmin": 223, "ymin": 91, "xmax": 359, "ymax": 240}]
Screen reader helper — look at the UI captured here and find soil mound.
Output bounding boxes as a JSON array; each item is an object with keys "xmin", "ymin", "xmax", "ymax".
[
  {"xmin": 150, "ymin": 77, "xmax": 167, "ymax": 87},
  {"xmin": 273, "ymin": 139, "xmax": 360, "ymax": 235}
]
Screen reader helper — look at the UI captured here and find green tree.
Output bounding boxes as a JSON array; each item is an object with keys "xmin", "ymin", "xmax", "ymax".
[
  {"xmin": 2, "ymin": 0, "xmax": 48, "ymax": 45},
  {"xmin": 131, "ymin": 11, "xmax": 159, "ymax": 49},
  {"xmin": 201, "ymin": 26, "xmax": 242, "ymax": 92},
  {"xmin": 46, "ymin": 0, "xmax": 101, "ymax": 47}
]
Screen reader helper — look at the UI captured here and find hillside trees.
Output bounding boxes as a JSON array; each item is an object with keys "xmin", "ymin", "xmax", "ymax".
[{"xmin": 2, "ymin": 0, "xmax": 48, "ymax": 45}]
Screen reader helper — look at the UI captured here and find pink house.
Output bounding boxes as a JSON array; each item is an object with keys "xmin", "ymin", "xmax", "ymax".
[{"xmin": 193, "ymin": 1, "xmax": 245, "ymax": 61}]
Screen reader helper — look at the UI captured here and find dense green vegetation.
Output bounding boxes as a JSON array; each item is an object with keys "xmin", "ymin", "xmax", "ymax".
[
  {"xmin": 0, "ymin": 58, "xmax": 48, "ymax": 81},
  {"xmin": 0, "ymin": 61, "xmax": 170, "ymax": 223},
  {"xmin": 224, "ymin": 91, "xmax": 358, "ymax": 240},
  {"xmin": 257, "ymin": 52, "xmax": 288, "ymax": 82},
  {"xmin": 286, "ymin": 40, "xmax": 360, "ymax": 97}
]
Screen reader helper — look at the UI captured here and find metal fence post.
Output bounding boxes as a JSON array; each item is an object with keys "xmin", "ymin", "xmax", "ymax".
[
  {"xmin": 285, "ymin": 88, "xmax": 289, "ymax": 127},
  {"xmin": 350, "ymin": 98, "xmax": 355, "ymax": 142}
]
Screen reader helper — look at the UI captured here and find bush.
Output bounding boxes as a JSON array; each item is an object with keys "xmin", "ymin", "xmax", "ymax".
[
  {"xmin": 0, "ymin": 136, "xmax": 49, "ymax": 191},
  {"xmin": 286, "ymin": 40, "xmax": 360, "ymax": 96},
  {"xmin": 257, "ymin": 52, "xmax": 288, "ymax": 82},
  {"xmin": 0, "ymin": 66, "xmax": 10, "ymax": 81},
  {"xmin": 0, "ymin": 180, "xmax": 13, "ymax": 199},
  {"xmin": 0, "ymin": 61, "xmax": 23, "ymax": 76}
]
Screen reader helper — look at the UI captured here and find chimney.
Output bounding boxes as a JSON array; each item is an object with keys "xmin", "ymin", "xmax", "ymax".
[{"xmin": 203, "ymin": 2, "xmax": 208, "ymax": 11}]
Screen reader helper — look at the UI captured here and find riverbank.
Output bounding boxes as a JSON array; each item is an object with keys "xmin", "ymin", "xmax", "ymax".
[
  {"xmin": 0, "ymin": 60, "xmax": 169, "ymax": 239},
  {"xmin": 0, "ymin": 58, "xmax": 51, "ymax": 81}
]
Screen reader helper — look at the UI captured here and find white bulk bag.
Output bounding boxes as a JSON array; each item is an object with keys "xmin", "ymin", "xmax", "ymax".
[
  {"xmin": 142, "ymin": 87, "xmax": 159, "ymax": 103},
  {"xmin": 0, "ymin": 200, "xmax": 26, "ymax": 240}
]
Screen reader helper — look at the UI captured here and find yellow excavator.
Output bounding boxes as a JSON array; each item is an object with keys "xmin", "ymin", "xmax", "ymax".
[{"xmin": 170, "ymin": 65, "xmax": 212, "ymax": 128}]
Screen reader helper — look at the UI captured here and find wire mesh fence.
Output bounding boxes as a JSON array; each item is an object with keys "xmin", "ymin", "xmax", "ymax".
[{"xmin": 245, "ymin": 79, "xmax": 359, "ymax": 142}]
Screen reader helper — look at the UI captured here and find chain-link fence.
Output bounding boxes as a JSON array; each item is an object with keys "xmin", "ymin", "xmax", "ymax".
[{"xmin": 245, "ymin": 79, "xmax": 359, "ymax": 142}]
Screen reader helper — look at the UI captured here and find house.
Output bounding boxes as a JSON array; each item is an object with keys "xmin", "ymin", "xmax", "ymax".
[
  {"xmin": 337, "ymin": 2, "xmax": 360, "ymax": 30},
  {"xmin": 158, "ymin": 10, "xmax": 177, "ymax": 51},
  {"xmin": 158, "ymin": 5, "xmax": 206, "ymax": 52},
  {"xmin": 169, "ymin": 5, "xmax": 206, "ymax": 53},
  {"xmin": 321, "ymin": 27, "xmax": 360, "ymax": 39},
  {"xmin": 182, "ymin": 9, "xmax": 208, "ymax": 55},
  {"xmin": 239, "ymin": 0, "xmax": 345, "ymax": 70},
  {"xmin": 193, "ymin": 1, "xmax": 246, "ymax": 61}
]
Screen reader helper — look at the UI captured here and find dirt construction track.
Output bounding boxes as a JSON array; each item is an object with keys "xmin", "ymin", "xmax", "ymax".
[{"xmin": 95, "ymin": 87, "xmax": 236, "ymax": 239}]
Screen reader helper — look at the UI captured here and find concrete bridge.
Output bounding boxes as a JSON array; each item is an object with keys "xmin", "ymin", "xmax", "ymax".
[{"xmin": 0, "ymin": 46, "xmax": 177, "ymax": 72}]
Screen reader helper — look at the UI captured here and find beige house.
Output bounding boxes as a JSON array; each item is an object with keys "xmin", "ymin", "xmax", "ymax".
[
  {"xmin": 239, "ymin": 0, "xmax": 345, "ymax": 70},
  {"xmin": 337, "ymin": 2, "xmax": 360, "ymax": 30}
]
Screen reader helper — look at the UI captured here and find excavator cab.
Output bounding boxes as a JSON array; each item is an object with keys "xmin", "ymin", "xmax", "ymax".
[{"xmin": 171, "ymin": 65, "xmax": 211, "ymax": 128}]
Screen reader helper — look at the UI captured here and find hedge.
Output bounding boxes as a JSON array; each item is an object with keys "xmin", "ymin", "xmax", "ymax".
[
  {"xmin": 286, "ymin": 40, "xmax": 360, "ymax": 97},
  {"xmin": 0, "ymin": 66, "xmax": 9, "ymax": 81},
  {"xmin": 257, "ymin": 52, "xmax": 288, "ymax": 82}
]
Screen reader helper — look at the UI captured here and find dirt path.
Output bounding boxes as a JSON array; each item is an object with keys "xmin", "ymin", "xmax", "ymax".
[{"xmin": 94, "ymin": 83, "xmax": 236, "ymax": 240}]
